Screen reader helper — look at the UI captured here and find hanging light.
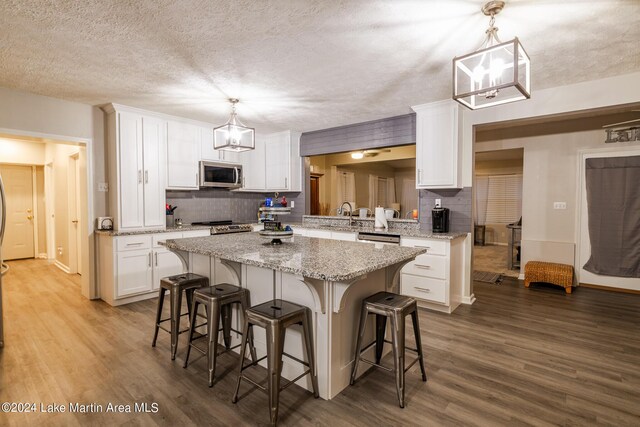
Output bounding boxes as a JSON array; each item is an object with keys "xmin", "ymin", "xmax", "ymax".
[
  {"xmin": 453, "ymin": 1, "xmax": 531, "ymax": 110},
  {"xmin": 213, "ymin": 98, "xmax": 255, "ymax": 152}
]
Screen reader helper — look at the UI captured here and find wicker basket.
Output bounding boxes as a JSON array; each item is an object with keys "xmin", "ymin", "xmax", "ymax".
[{"xmin": 524, "ymin": 261, "xmax": 574, "ymax": 294}]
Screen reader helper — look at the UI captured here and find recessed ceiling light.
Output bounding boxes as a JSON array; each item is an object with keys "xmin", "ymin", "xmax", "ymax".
[{"xmin": 351, "ymin": 151, "xmax": 364, "ymax": 159}]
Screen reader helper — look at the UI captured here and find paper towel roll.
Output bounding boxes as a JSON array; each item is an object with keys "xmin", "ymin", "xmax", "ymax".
[{"xmin": 375, "ymin": 207, "xmax": 388, "ymax": 230}]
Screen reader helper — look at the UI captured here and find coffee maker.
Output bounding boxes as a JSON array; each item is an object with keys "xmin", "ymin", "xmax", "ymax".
[{"xmin": 432, "ymin": 200, "xmax": 450, "ymax": 233}]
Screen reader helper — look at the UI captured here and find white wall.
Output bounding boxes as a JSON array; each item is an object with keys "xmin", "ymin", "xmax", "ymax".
[
  {"xmin": 0, "ymin": 138, "xmax": 45, "ymax": 165},
  {"xmin": 0, "ymin": 86, "xmax": 106, "ymax": 299}
]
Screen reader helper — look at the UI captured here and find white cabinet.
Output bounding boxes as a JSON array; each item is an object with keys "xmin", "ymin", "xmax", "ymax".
[
  {"xmin": 242, "ymin": 134, "xmax": 267, "ymax": 190},
  {"xmin": 400, "ymin": 236, "xmax": 465, "ymax": 313},
  {"xmin": 98, "ymin": 230, "xmax": 210, "ymax": 306},
  {"xmin": 117, "ymin": 249, "xmax": 153, "ymax": 297},
  {"xmin": 240, "ymin": 130, "xmax": 302, "ymax": 192},
  {"xmin": 200, "ymin": 126, "xmax": 239, "ymax": 163},
  {"xmin": 106, "ymin": 107, "xmax": 166, "ymax": 231},
  {"xmin": 265, "ymin": 133, "xmax": 290, "ymax": 190},
  {"xmin": 167, "ymin": 120, "xmax": 199, "ymax": 189},
  {"xmin": 330, "ymin": 231, "xmax": 357, "ymax": 241},
  {"xmin": 412, "ymin": 100, "xmax": 463, "ymax": 189}
]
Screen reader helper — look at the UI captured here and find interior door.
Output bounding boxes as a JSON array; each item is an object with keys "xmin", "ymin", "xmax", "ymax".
[{"xmin": 0, "ymin": 165, "xmax": 35, "ymax": 260}]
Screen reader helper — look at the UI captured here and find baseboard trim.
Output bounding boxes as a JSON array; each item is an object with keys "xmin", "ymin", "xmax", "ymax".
[
  {"xmin": 54, "ymin": 260, "xmax": 70, "ymax": 274},
  {"xmin": 460, "ymin": 294, "xmax": 476, "ymax": 305},
  {"xmin": 518, "ymin": 273, "xmax": 525, "ymax": 280},
  {"xmin": 37, "ymin": 253, "xmax": 48, "ymax": 259},
  {"xmin": 580, "ymin": 282, "xmax": 640, "ymax": 295}
]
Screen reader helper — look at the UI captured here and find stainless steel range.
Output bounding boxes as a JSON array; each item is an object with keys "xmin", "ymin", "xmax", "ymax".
[{"xmin": 190, "ymin": 220, "xmax": 253, "ymax": 235}]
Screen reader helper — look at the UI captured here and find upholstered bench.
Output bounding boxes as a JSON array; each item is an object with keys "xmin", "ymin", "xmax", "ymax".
[{"xmin": 524, "ymin": 261, "xmax": 574, "ymax": 294}]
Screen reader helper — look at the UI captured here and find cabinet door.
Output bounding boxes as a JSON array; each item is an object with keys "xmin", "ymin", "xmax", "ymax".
[
  {"xmin": 219, "ymin": 149, "xmax": 239, "ymax": 164},
  {"xmin": 265, "ymin": 133, "xmax": 290, "ymax": 190},
  {"xmin": 241, "ymin": 134, "xmax": 266, "ymax": 190},
  {"xmin": 142, "ymin": 116, "xmax": 166, "ymax": 227},
  {"xmin": 415, "ymin": 100, "xmax": 460, "ymax": 189},
  {"xmin": 116, "ymin": 249, "xmax": 153, "ymax": 297},
  {"xmin": 118, "ymin": 112, "xmax": 144, "ymax": 229},
  {"xmin": 199, "ymin": 126, "xmax": 221, "ymax": 161},
  {"xmin": 153, "ymin": 248, "xmax": 185, "ymax": 290},
  {"xmin": 167, "ymin": 121, "xmax": 199, "ymax": 189}
]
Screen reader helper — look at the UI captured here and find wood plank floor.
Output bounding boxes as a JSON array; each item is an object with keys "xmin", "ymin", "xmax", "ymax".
[{"xmin": 1, "ymin": 259, "xmax": 639, "ymax": 426}]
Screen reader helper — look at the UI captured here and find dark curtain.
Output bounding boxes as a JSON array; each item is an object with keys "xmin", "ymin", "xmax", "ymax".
[{"xmin": 583, "ymin": 155, "xmax": 640, "ymax": 278}]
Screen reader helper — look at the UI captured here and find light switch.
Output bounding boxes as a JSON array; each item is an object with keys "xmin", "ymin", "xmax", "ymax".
[
  {"xmin": 98, "ymin": 182, "xmax": 109, "ymax": 192},
  {"xmin": 553, "ymin": 202, "xmax": 567, "ymax": 210},
  {"xmin": 290, "ymin": 201, "xmax": 295, "ymax": 208}
]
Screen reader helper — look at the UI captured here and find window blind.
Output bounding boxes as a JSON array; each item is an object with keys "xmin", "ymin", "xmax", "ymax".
[
  {"xmin": 377, "ymin": 177, "xmax": 387, "ymax": 207},
  {"xmin": 485, "ymin": 174, "xmax": 522, "ymax": 224}
]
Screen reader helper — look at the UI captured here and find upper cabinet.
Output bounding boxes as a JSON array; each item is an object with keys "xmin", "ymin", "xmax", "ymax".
[
  {"xmin": 240, "ymin": 130, "xmax": 302, "ymax": 192},
  {"xmin": 105, "ymin": 105, "xmax": 166, "ymax": 231},
  {"xmin": 412, "ymin": 100, "xmax": 463, "ymax": 189},
  {"xmin": 200, "ymin": 126, "xmax": 239, "ymax": 164},
  {"xmin": 167, "ymin": 120, "xmax": 199, "ymax": 189}
]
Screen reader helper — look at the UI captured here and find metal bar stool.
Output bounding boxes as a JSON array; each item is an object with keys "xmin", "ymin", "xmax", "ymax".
[
  {"xmin": 232, "ymin": 299, "xmax": 319, "ymax": 426},
  {"xmin": 350, "ymin": 291, "xmax": 427, "ymax": 408},
  {"xmin": 152, "ymin": 273, "xmax": 209, "ymax": 360},
  {"xmin": 183, "ymin": 283, "xmax": 257, "ymax": 387}
]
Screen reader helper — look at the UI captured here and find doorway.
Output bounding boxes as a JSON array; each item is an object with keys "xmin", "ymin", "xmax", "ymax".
[
  {"xmin": 310, "ymin": 173, "xmax": 321, "ymax": 215},
  {"xmin": 0, "ymin": 136, "xmax": 91, "ymax": 297},
  {"xmin": 473, "ymin": 149, "xmax": 524, "ymax": 280},
  {"xmin": 68, "ymin": 152, "xmax": 82, "ymax": 275},
  {"xmin": 0, "ymin": 164, "xmax": 35, "ymax": 260}
]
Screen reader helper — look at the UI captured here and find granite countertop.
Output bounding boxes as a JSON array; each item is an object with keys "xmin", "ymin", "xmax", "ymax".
[
  {"xmin": 162, "ymin": 232, "xmax": 426, "ymax": 282},
  {"xmin": 282, "ymin": 223, "xmax": 467, "ymax": 240},
  {"xmin": 96, "ymin": 224, "xmax": 212, "ymax": 236}
]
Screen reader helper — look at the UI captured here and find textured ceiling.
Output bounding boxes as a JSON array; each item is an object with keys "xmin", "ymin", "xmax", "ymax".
[{"xmin": 1, "ymin": 0, "xmax": 638, "ymax": 133}]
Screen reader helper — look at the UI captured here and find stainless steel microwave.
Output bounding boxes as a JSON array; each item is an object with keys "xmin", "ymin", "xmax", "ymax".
[{"xmin": 199, "ymin": 161, "xmax": 242, "ymax": 189}]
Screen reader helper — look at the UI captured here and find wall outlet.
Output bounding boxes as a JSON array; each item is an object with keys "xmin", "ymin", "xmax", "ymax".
[
  {"xmin": 553, "ymin": 202, "xmax": 567, "ymax": 210},
  {"xmin": 435, "ymin": 198, "xmax": 442, "ymax": 208},
  {"xmin": 98, "ymin": 182, "xmax": 109, "ymax": 192},
  {"xmin": 290, "ymin": 201, "xmax": 295, "ymax": 208},
  {"xmin": 57, "ymin": 246, "xmax": 63, "ymax": 256}
]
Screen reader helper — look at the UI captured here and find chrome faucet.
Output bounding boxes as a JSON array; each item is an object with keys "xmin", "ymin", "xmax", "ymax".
[{"xmin": 339, "ymin": 201, "xmax": 355, "ymax": 227}]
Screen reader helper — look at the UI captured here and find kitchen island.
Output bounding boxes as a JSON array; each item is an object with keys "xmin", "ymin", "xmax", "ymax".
[{"xmin": 163, "ymin": 232, "xmax": 425, "ymax": 399}]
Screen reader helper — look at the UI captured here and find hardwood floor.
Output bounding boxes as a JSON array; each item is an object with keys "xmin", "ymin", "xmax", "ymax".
[{"xmin": 1, "ymin": 259, "xmax": 639, "ymax": 426}]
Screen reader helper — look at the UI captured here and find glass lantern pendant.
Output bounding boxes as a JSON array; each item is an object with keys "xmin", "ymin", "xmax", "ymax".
[
  {"xmin": 453, "ymin": 1, "xmax": 531, "ymax": 110},
  {"xmin": 214, "ymin": 98, "xmax": 255, "ymax": 152}
]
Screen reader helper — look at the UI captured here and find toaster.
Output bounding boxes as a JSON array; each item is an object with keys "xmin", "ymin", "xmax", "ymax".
[{"xmin": 97, "ymin": 217, "xmax": 114, "ymax": 230}]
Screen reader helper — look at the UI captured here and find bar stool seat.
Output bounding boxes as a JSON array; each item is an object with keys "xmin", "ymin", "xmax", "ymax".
[
  {"xmin": 183, "ymin": 283, "xmax": 257, "ymax": 387},
  {"xmin": 232, "ymin": 299, "xmax": 319, "ymax": 426},
  {"xmin": 152, "ymin": 273, "xmax": 209, "ymax": 360},
  {"xmin": 350, "ymin": 291, "xmax": 427, "ymax": 408}
]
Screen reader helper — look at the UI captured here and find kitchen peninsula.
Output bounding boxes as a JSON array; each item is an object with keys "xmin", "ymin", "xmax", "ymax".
[{"xmin": 163, "ymin": 232, "xmax": 425, "ymax": 399}]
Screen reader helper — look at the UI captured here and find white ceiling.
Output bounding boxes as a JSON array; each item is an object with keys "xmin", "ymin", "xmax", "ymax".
[{"xmin": 1, "ymin": 1, "xmax": 638, "ymax": 133}]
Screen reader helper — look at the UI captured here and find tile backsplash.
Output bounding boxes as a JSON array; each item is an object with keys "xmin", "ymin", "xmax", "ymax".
[
  {"xmin": 166, "ymin": 189, "xmax": 304, "ymax": 224},
  {"xmin": 418, "ymin": 187, "xmax": 472, "ymax": 233}
]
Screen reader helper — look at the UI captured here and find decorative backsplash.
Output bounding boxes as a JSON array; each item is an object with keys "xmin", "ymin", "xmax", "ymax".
[
  {"xmin": 167, "ymin": 189, "xmax": 305, "ymax": 224},
  {"xmin": 418, "ymin": 187, "xmax": 472, "ymax": 233}
]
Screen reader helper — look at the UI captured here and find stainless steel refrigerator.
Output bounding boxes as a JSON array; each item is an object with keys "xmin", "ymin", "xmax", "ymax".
[{"xmin": 0, "ymin": 174, "xmax": 7, "ymax": 347}]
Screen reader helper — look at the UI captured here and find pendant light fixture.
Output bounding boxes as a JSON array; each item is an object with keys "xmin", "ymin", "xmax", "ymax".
[
  {"xmin": 214, "ymin": 98, "xmax": 255, "ymax": 152},
  {"xmin": 453, "ymin": 1, "xmax": 531, "ymax": 110}
]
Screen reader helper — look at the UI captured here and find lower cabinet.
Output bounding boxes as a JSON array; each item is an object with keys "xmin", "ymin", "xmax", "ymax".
[
  {"xmin": 98, "ymin": 230, "xmax": 210, "ymax": 306},
  {"xmin": 400, "ymin": 236, "xmax": 465, "ymax": 313}
]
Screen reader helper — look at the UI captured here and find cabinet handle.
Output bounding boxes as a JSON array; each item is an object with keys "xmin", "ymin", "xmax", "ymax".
[
  {"xmin": 148, "ymin": 253, "xmax": 152, "ymax": 267},
  {"xmin": 138, "ymin": 170, "xmax": 142, "ymax": 184},
  {"xmin": 415, "ymin": 264, "xmax": 431, "ymax": 269},
  {"xmin": 417, "ymin": 169, "xmax": 422, "ymax": 184},
  {"xmin": 126, "ymin": 242, "xmax": 144, "ymax": 246},
  {"xmin": 155, "ymin": 252, "xmax": 158, "ymax": 266},
  {"xmin": 415, "ymin": 245, "xmax": 431, "ymax": 250},
  {"xmin": 414, "ymin": 287, "xmax": 431, "ymax": 293},
  {"xmin": 144, "ymin": 170, "xmax": 149, "ymax": 183}
]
